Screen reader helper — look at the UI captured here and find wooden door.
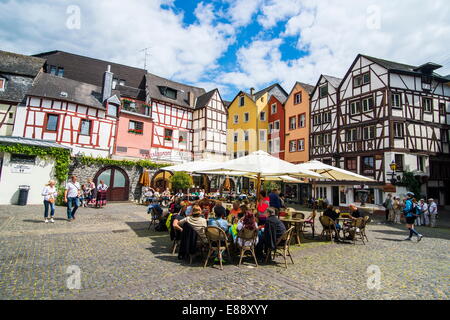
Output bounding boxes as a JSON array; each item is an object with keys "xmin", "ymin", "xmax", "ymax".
[{"xmin": 95, "ymin": 166, "xmax": 129, "ymax": 201}]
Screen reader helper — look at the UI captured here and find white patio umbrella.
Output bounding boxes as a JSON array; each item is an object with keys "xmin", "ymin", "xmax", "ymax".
[
  {"xmin": 163, "ymin": 159, "xmax": 222, "ymax": 173},
  {"xmin": 198, "ymin": 151, "xmax": 322, "ymax": 196}
]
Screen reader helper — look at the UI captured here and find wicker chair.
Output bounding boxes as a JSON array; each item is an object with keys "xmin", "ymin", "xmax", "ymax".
[
  {"xmin": 343, "ymin": 218, "xmax": 367, "ymax": 245},
  {"xmin": 148, "ymin": 207, "xmax": 163, "ymax": 230},
  {"xmin": 319, "ymin": 216, "xmax": 338, "ymax": 241},
  {"xmin": 265, "ymin": 226, "xmax": 295, "ymax": 269},
  {"xmin": 203, "ymin": 226, "xmax": 232, "ymax": 270},
  {"xmin": 302, "ymin": 210, "xmax": 317, "ymax": 238},
  {"xmin": 237, "ymin": 228, "xmax": 259, "ymax": 267}
]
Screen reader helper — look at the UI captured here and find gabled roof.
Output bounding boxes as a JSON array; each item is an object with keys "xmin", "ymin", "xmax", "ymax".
[
  {"xmin": 195, "ymin": 89, "xmax": 216, "ymax": 109},
  {"xmin": 322, "ymin": 75, "xmax": 343, "ymax": 88},
  {"xmin": 254, "ymin": 83, "xmax": 288, "ymax": 101},
  {"xmin": 146, "ymin": 72, "xmax": 206, "ymax": 109},
  {"xmin": 0, "ymin": 136, "xmax": 71, "ymax": 150},
  {"xmin": 361, "ymin": 54, "xmax": 448, "ymax": 82},
  {"xmin": 33, "ymin": 50, "xmax": 147, "ymax": 100},
  {"xmin": 288, "ymin": 81, "xmax": 315, "ymax": 97},
  {"xmin": 28, "ymin": 73, "xmax": 105, "ymax": 109},
  {"xmin": 0, "ymin": 50, "xmax": 45, "ymax": 77}
]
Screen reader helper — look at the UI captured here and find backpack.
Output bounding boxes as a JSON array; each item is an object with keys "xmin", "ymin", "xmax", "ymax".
[{"xmin": 414, "ymin": 204, "xmax": 423, "ymax": 216}]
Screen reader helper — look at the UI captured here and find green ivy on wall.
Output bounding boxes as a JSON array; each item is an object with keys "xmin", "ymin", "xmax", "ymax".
[
  {"xmin": 0, "ymin": 143, "xmax": 71, "ymax": 184},
  {"xmin": 77, "ymin": 156, "xmax": 170, "ymax": 170}
]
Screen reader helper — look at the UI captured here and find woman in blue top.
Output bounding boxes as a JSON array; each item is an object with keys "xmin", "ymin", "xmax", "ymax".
[{"xmin": 403, "ymin": 192, "xmax": 424, "ymax": 242}]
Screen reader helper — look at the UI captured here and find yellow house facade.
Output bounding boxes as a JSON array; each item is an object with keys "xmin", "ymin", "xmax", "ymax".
[{"xmin": 227, "ymin": 84, "xmax": 288, "ymax": 159}]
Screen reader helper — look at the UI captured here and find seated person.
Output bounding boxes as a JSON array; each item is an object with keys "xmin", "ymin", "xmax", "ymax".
[
  {"xmin": 147, "ymin": 202, "xmax": 163, "ymax": 217},
  {"xmin": 227, "ymin": 201, "xmax": 242, "ymax": 224},
  {"xmin": 229, "ymin": 212, "xmax": 245, "ymax": 243},
  {"xmin": 237, "ymin": 212, "xmax": 259, "ymax": 247},
  {"xmin": 176, "ymin": 205, "xmax": 208, "ymax": 244},
  {"xmin": 213, "ymin": 201, "xmax": 226, "ymax": 218},
  {"xmin": 349, "ymin": 204, "xmax": 362, "ymax": 219},
  {"xmin": 323, "ymin": 205, "xmax": 342, "ymax": 239},
  {"xmin": 208, "ymin": 209, "xmax": 229, "ymax": 233}
]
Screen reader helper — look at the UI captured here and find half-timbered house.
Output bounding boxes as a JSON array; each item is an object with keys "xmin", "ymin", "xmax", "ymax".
[
  {"xmin": 13, "ymin": 70, "xmax": 120, "ymax": 158},
  {"xmin": 311, "ymin": 54, "xmax": 450, "ymax": 207},
  {"xmin": 0, "ymin": 51, "xmax": 45, "ymax": 136}
]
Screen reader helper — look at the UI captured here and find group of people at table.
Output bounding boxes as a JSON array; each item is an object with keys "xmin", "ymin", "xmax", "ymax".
[{"xmin": 148, "ymin": 189, "xmax": 325, "ymax": 263}]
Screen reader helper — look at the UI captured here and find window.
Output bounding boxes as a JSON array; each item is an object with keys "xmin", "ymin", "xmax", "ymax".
[
  {"xmin": 393, "ymin": 122, "xmax": 404, "ymax": 138},
  {"xmin": 80, "ymin": 119, "xmax": 91, "ymax": 136},
  {"xmin": 234, "ymin": 152, "xmax": 238, "ymax": 159},
  {"xmin": 107, "ymin": 104, "xmax": 118, "ymax": 117},
  {"xmin": 274, "ymin": 121, "xmax": 280, "ymax": 131},
  {"xmin": 439, "ymin": 103, "xmax": 446, "ymax": 115},
  {"xmin": 179, "ymin": 131, "xmax": 188, "ymax": 144},
  {"xmin": 354, "ymin": 72, "xmax": 370, "ymax": 87},
  {"xmin": 57, "ymin": 67, "xmax": 64, "ymax": 77},
  {"xmin": 294, "ymin": 92, "xmax": 302, "ymax": 104},
  {"xmin": 319, "ymin": 85, "xmax": 328, "ymax": 98},
  {"xmin": 259, "ymin": 130, "xmax": 266, "ymax": 142},
  {"xmin": 269, "ymin": 123, "xmax": 273, "ymax": 133},
  {"xmin": 119, "ymin": 80, "xmax": 126, "ymax": 86},
  {"xmin": 289, "ymin": 140, "xmax": 297, "ymax": 152},
  {"xmin": 49, "ymin": 65, "xmax": 57, "ymax": 75},
  {"xmin": 10, "ymin": 154, "xmax": 36, "ymax": 164},
  {"xmin": 164, "ymin": 128, "xmax": 173, "ymax": 141},
  {"xmin": 442, "ymin": 129, "xmax": 449, "ymax": 143},
  {"xmin": 314, "ymin": 135, "xmax": 324, "ymax": 146},
  {"xmin": 346, "ymin": 128, "xmax": 358, "ymax": 142},
  {"xmin": 417, "ymin": 156, "xmax": 426, "ymax": 172},
  {"xmin": 345, "ymin": 157, "xmax": 357, "ymax": 171},
  {"xmin": 313, "ymin": 114, "xmax": 322, "ymax": 126},
  {"xmin": 244, "ymin": 113, "xmax": 249, "ymax": 122},
  {"xmin": 298, "ymin": 139, "xmax": 305, "ymax": 151},
  {"xmin": 271, "ymin": 104, "xmax": 277, "ymax": 114},
  {"xmin": 422, "ymin": 97, "xmax": 432, "ymax": 112},
  {"xmin": 298, "ymin": 114, "xmax": 306, "ymax": 128},
  {"xmin": 323, "ymin": 134, "xmax": 331, "ymax": 145},
  {"xmin": 9, "ymin": 112, "xmax": 13, "ymax": 119},
  {"xmin": 244, "ymin": 131, "xmax": 249, "ymax": 141},
  {"xmin": 162, "ymin": 87, "xmax": 177, "ymax": 100},
  {"xmin": 350, "ymin": 101, "xmax": 361, "ymax": 115},
  {"xmin": 392, "ymin": 94, "xmax": 401, "ymax": 109},
  {"xmin": 144, "ymin": 105, "xmax": 151, "ymax": 116},
  {"xmin": 234, "ymin": 132, "xmax": 238, "ymax": 143},
  {"xmin": 289, "ymin": 117, "xmax": 297, "ymax": 130},
  {"xmin": 322, "ymin": 112, "xmax": 331, "ymax": 123},
  {"xmin": 116, "ymin": 146, "xmax": 128, "ymax": 153},
  {"xmin": 260, "ymin": 112, "xmax": 266, "ymax": 121},
  {"xmin": 128, "ymin": 121, "xmax": 143, "ymax": 134},
  {"xmin": 46, "ymin": 114, "xmax": 59, "ymax": 131},
  {"xmin": 362, "ymin": 97, "xmax": 374, "ymax": 112},
  {"xmin": 233, "ymin": 115, "xmax": 239, "ymax": 124},
  {"xmin": 395, "ymin": 154, "xmax": 404, "ymax": 171},
  {"xmin": 361, "ymin": 156, "xmax": 375, "ymax": 176},
  {"xmin": 239, "ymin": 96, "xmax": 245, "ymax": 107},
  {"xmin": 363, "ymin": 126, "xmax": 376, "ymax": 140},
  {"xmin": 0, "ymin": 78, "xmax": 5, "ymax": 91}
]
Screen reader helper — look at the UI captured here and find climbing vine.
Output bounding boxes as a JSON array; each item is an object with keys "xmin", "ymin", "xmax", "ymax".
[
  {"xmin": 0, "ymin": 143, "xmax": 71, "ymax": 184},
  {"xmin": 77, "ymin": 156, "xmax": 170, "ymax": 170}
]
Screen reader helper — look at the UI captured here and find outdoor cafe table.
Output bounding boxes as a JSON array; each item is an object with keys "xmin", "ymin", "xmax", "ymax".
[
  {"xmin": 336, "ymin": 217, "xmax": 354, "ymax": 241},
  {"xmin": 279, "ymin": 217, "xmax": 305, "ymax": 245}
]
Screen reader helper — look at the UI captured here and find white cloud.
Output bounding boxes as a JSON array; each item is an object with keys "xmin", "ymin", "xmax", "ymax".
[
  {"xmin": 0, "ymin": 0, "xmax": 235, "ymax": 84},
  {"xmin": 226, "ymin": 0, "xmax": 263, "ymax": 27},
  {"xmin": 219, "ymin": 0, "xmax": 450, "ymax": 93}
]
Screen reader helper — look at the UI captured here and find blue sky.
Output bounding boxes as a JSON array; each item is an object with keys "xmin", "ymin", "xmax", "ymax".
[{"xmin": 1, "ymin": 0, "xmax": 449, "ymax": 101}]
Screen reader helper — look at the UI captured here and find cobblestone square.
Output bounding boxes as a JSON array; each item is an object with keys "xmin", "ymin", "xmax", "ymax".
[{"xmin": 0, "ymin": 203, "xmax": 448, "ymax": 300}]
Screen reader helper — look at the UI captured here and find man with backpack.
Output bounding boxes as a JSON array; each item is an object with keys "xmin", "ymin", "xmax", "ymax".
[{"xmin": 403, "ymin": 192, "xmax": 424, "ymax": 242}]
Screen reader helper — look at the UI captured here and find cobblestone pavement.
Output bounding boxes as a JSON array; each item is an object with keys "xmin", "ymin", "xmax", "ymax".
[{"xmin": 0, "ymin": 203, "xmax": 448, "ymax": 300}]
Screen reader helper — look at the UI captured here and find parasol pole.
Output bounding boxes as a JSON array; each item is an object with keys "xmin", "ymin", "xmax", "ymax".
[{"xmin": 256, "ymin": 173, "xmax": 262, "ymax": 203}]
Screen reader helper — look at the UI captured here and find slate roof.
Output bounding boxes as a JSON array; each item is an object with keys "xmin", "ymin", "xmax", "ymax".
[
  {"xmin": 195, "ymin": 89, "xmax": 216, "ymax": 109},
  {"xmin": 33, "ymin": 51, "xmax": 147, "ymax": 100},
  {"xmin": 0, "ymin": 74, "xmax": 35, "ymax": 104},
  {"xmin": 28, "ymin": 73, "xmax": 105, "ymax": 109},
  {"xmin": 0, "ymin": 50, "xmax": 45, "ymax": 77},
  {"xmin": 361, "ymin": 54, "xmax": 448, "ymax": 81},
  {"xmin": 0, "ymin": 136, "xmax": 71, "ymax": 150},
  {"xmin": 253, "ymin": 83, "xmax": 288, "ymax": 101},
  {"xmin": 323, "ymin": 75, "xmax": 342, "ymax": 88},
  {"xmin": 296, "ymin": 82, "xmax": 315, "ymax": 94},
  {"xmin": 146, "ymin": 72, "xmax": 206, "ymax": 109}
]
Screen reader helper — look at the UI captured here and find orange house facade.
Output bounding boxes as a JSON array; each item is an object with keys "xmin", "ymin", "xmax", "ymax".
[
  {"xmin": 113, "ymin": 98, "xmax": 154, "ymax": 159},
  {"xmin": 284, "ymin": 82, "xmax": 315, "ymax": 164}
]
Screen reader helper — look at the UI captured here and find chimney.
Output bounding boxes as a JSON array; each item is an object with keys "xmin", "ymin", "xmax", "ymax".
[
  {"xmin": 250, "ymin": 87, "xmax": 255, "ymax": 97},
  {"xmin": 102, "ymin": 65, "xmax": 113, "ymax": 103},
  {"xmin": 188, "ymin": 91, "xmax": 195, "ymax": 107}
]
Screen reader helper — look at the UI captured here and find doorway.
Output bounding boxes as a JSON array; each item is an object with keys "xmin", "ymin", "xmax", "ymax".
[
  {"xmin": 332, "ymin": 186, "xmax": 340, "ymax": 207},
  {"xmin": 94, "ymin": 166, "xmax": 130, "ymax": 201}
]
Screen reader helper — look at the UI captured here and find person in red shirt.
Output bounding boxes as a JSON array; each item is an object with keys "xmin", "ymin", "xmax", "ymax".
[{"xmin": 257, "ymin": 190, "xmax": 270, "ymax": 225}]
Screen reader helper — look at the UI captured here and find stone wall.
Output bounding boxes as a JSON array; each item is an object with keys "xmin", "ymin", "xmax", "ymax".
[{"xmin": 69, "ymin": 160, "xmax": 157, "ymax": 201}]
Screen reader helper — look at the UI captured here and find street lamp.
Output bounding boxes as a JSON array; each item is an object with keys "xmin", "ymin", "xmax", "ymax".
[{"xmin": 389, "ymin": 161, "xmax": 397, "ymax": 184}]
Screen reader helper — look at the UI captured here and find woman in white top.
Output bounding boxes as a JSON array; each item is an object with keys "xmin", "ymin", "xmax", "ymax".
[
  {"xmin": 42, "ymin": 180, "xmax": 58, "ymax": 223},
  {"xmin": 96, "ymin": 180, "xmax": 109, "ymax": 208}
]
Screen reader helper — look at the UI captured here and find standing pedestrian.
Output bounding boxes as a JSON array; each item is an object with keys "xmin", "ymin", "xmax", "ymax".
[
  {"xmin": 414, "ymin": 198, "xmax": 423, "ymax": 226},
  {"xmin": 383, "ymin": 194, "xmax": 394, "ymax": 222},
  {"xmin": 428, "ymin": 198, "xmax": 438, "ymax": 228},
  {"xmin": 393, "ymin": 196, "xmax": 402, "ymax": 224},
  {"xmin": 268, "ymin": 189, "xmax": 282, "ymax": 214},
  {"xmin": 64, "ymin": 175, "xmax": 81, "ymax": 221},
  {"xmin": 403, "ymin": 192, "xmax": 424, "ymax": 242},
  {"xmin": 42, "ymin": 180, "xmax": 58, "ymax": 223},
  {"xmin": 97, "ymin": 180, "xmax": 108, "ymax": 208},
  {"xmin": 419, "ymin": 199, "xmax": 429, "ymax": 226}
]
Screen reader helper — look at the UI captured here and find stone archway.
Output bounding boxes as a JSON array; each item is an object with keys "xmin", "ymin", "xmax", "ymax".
[{"xmin": 151, "ymin": 170, "xmax": 173, "ymax": 192}]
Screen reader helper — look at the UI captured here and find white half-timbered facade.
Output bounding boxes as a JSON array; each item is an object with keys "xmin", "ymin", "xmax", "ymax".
[
  {"xmin": 13, "ymin": 72, "xmax": 120, "ymax": 157},
  {"xmin": 310, "ymin": 54, "xmax": 450, "ymax": 207},
  {"xmin": 146, "ymin": 73, "xmax": 227, "ymax": 163}
]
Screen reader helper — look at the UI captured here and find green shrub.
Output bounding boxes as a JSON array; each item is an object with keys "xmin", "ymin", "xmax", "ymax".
[{"xmin": 170, "ymin": 172, "xmax": 193, "ymax": 192}]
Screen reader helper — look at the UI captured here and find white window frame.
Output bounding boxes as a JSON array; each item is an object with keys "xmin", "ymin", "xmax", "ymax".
[
  {"xmin": 289, "ymin": 117, "xmax": 296, "ymax": 130},
  {"xmin": 298, "ymin": 139, "xmax": 305, "ymax": 151},
  {"xmin": 299, "ymin": 114, "xmax": 306, "ymax": 128},
  {"xmin": 289, "ymin": 140, "xmax": 297, "ymax": 152},
  {"xmin": 423, "ymin": 98, "xmax": 432, "ymax": 112},
  {"xmin": 362, "ymin": 97, "xmax": 374, "ymax": 113},
  {"xmin": 259, "ymin": 129, "xmax": 267, "ymax": 142},
  {"xmin": 392, "ymin": 93, "xmax": 401, "ymax": 109},
  {"xmin": 260, "ymin": 112, "xmax": 266, "ymax": 121},
  {"xmin": 393, "ymin": 122, "xmax": 404, "ymax": 138},
  {"xmin": 271, "ymin": 104, "xmax": 277, "ymax": 115},
  {"xmin": 363, "ymin": 126, "xmax": 375, "ymax": 140}
]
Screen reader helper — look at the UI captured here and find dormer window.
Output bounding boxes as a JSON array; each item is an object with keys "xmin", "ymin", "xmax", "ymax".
[
  {"xmin": 0, "ymin": 78, "xmax": 5, "ymax": 91},
  {"xmin": 112, "ymin": 78, "xmax": 118, "ymax": 89},
  {"xmin": 422, "ymin": 75, "xmax": 432, "ymax": 91},
  {"xmin": 159, "ymin": 87, "xmax": 177, "ymax": 100}
]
